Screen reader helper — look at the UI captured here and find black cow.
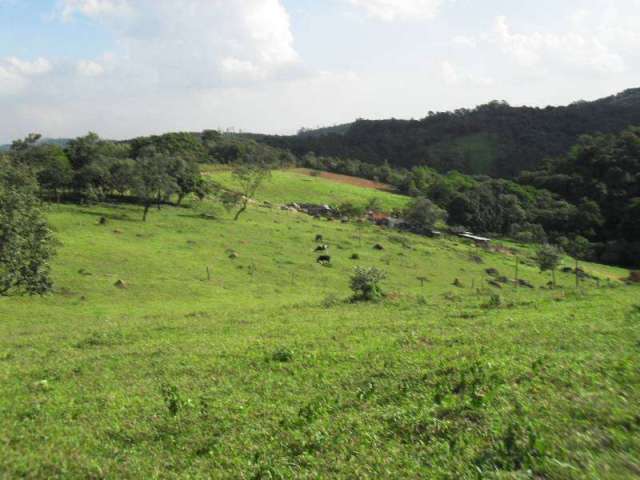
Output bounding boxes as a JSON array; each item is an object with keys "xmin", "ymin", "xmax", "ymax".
[
  {"xmin": 316, "ymin": 255, "xmax": 331, "ymax": 265},
  {"xmin": 315, "ymin": 244, "xmax": 329, "ymax": 252}
]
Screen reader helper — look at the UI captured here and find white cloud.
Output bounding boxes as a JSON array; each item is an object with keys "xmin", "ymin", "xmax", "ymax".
[
  {"xmin": 452, "ymin": 35, "xmax": 476, "ymax": 48},
  {"xmin": 5, "ymin": 57, "xmax": 52, "ymax": 76},
  {"xmin": 348, "ymin": 0, "xmax": 447, "ymax": 22},
  {"xmin": 441, "ymin": 60, "xmax": 458, "ymax": 83},
  {"xmin": 59, "ymin": 0, "xmax": 298, "ymax": 84},
  {"xmin": 492, "ymin": 15, "xmax": 626, "ymax": 73},
  {"xmin": 0, "ymin": 1, "xmax": 306, "ymax": 140},
  {"xmin": 76, "ymin": 60, "xmax": 105, "ymax": 77},
  {"xmin": 0, "ymin": 57, "xmax": 52, "ymax": 95},
  {"xmin": 0, "ymin": 68, "xmax": 26, "ymax": 95},
  {"xmin": 3, "ymin": 1, "xmax": 640, "ymax": 144},
  {"xmin": 60, "ymin": 0, "xmax": 133, "ymax": 21},
  {"xmin": 440, "ymin": 61, "xmax": 493, "ymax": 86}
]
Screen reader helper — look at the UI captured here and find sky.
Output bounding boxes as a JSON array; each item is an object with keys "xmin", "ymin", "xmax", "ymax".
[{"xmin": 1, "ymin": 0, "xmax": 639, "ymax": 143}]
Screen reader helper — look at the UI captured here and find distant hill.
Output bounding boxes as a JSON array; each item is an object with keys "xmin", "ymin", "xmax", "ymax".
[
  {"xmin": 249, "ymin": 88, "xmax": 640, "ymax": 177},
  {"xmin": 296, "ymin": 123, "xmax": 353, "ymax": 137},
  {"xmin": 1, "ymin": 137, "xmax": 71, "ymax": 151}
]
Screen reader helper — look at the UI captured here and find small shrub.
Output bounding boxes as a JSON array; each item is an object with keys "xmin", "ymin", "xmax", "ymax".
[
  {"xmin": 485, "ymin": 268, "xmax": 500, "ymax": 277},
  {"xmin": 337, "ymin": 201, "xmax": 365, "ymax": 218},
  {"xmin": 469, "ymin": 254, "xmax": 484, "ymax": 264},
  {"xmin": 389, "ymin": 235, "xmax": 411, "ymax": 249},
  {"xmin": 350, "ymin": 253, "xmax": 360, "ymax": 260},
  {"xmin": 161, "ymin": 383, "xmax": 184, "ymax": 417},
  {"xmin": 271, "ymin": 347, "xmax": 294, "ymax": 363},
  {"xmin": 484, "ymin": 293, "xmax": 502, "ymax": 308},
  {"xmin": 349, "ymin": 266, "xmax": 387, "ymax": 301},
  {"xmin": 75, "ymin": 331, "xmax": 124, "ymax": 349},
  {"xmin": 321, "ymin": 293, "xmax": 341, "ymax": 308}
]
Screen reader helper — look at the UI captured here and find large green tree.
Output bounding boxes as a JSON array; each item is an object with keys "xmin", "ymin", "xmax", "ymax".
[
  {"xmin": 0, "ymin": 157, "xmax": 56, "ymax": 296},
  {"xmin": 535, "ymin": 244, "xmax": 562, "ymax": 288},
  {"xmin": 34, "ymin": 145, "xmax": 73, "ymax": 201},
  {"xmin": 231, "ymin": 163, "xmax": 271, "ymax": 221},
  {"xmin": 132, "ymin": 153, "xmax": 177, "ymax": 221}
]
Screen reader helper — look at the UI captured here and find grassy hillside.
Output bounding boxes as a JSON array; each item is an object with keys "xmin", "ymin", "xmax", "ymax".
[
  {"xmin": 1, "ymin": 174, "xmax": 639, "ymax": 478},
  {"xmin": 204, "ymin": 167, "xmax": 409, "ymax": 211}
]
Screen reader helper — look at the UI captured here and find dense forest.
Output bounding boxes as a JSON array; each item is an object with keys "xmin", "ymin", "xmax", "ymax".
[{"xmin": 248, "ymin": 88, "xmax": 640, "ymax": 177}]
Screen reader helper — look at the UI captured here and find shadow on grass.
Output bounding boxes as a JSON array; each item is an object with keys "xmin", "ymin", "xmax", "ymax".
[
  {"xmin": 177, "ymin": 213, "xmax": 216, "ymax": 220},
  {"xmin": 76, "ymin": 209, "xmax": 139, "ymax": 222}
]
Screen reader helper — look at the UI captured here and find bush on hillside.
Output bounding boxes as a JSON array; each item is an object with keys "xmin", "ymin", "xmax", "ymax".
[
  {"xmin": 403, "ymin": 197, "xmax": 447, "ymax": 234},
  {"xmin": 535, "ymin": 244, "xmax": 562, "ymax": 287},
  {"xmin": 350, "ymin": 266, "xmax": 387, "ymax": 301}
]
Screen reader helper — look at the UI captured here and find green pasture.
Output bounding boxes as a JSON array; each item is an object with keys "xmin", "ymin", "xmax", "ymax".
[{"xmin": 1, "ymin": 174, "xmax": 638, "ymax": 478}]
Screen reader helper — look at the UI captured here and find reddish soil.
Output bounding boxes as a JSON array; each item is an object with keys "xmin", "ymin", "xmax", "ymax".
[{"xmin": 290, "ymin": 168, "xmax": 396, "ymax": 192}]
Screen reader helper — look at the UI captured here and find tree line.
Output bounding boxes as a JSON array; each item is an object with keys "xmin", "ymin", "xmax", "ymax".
[{"xmin": 5, "ymin": 131, "xmax": 287, "ymax": 221}]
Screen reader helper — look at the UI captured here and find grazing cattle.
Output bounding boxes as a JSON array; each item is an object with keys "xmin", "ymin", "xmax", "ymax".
[
  {"xmin": 315, "ymin": 244, "xmax": 329, "ymax": 252},
  {"xmin": 315, "ymin": 234, "xmax": 323, "ymax": 242},
  {"xmin": 317, "ymin": 255, "xmax": 331, "ymax": 265}
]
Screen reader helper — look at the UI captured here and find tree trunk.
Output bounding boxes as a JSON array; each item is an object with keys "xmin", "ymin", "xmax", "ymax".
[
  {"xmin": 177, "ymin": 193, "xmax": 185, "ymax": 206},
  {"xmin": 234, "ymin": 199, "xmax": 248, "ymax": 221},
  {"xmin": 142, "ymin": 203, "xmax": 150, "ymax": 222},
  {"xmin": 575, "ymin": 258, "xmax": 579, "ymax": 289},
  {"xmin": 552, "ymin": 269, "xmax": 556, "ymax": 288}
]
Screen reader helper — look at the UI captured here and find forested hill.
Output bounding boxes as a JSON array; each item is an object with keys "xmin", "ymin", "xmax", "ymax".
[
  {"xmin": 1, "ymin": 137, "xmax": 70, "ymax": 151},
  {"xmin": 248, "ymin": 88, "xmax": 640, "ymax": 177}
]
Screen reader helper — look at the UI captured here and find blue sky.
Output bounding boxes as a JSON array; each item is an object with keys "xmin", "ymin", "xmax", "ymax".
[{"xmin": 1, "ymin": 0, "xmax": 639, "ymax": 143}]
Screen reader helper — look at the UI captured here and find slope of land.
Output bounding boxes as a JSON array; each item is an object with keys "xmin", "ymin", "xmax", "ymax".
[
  {"xmin": 290, "ymin": 168, "xmax": 395, "ymax": 192},
  {"xmin": 204, "ymin": 167, "xmax": 408, "ymax": 210},
  {"xmin": 1, "ymin": 173, "xmax": 638, "ymax": 478}
]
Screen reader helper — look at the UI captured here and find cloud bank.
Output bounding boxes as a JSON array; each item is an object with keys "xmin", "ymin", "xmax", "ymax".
[
  {"xmin": 1, "ymin": 1, "xmax": 639, "ymax": 143},
  {"xmin": 347, "ymin": 0, "xmax": 449, "ymax": 21}
]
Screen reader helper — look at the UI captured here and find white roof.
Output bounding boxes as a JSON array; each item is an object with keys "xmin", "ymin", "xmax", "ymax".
[{"xmin": 459, "ymin": 233, "xmax": 491, "ymax": 242}]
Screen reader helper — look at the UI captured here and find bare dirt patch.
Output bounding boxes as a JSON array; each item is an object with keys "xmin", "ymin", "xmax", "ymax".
[{"xmin": 290, "ymin": 168, "xmax": 396, "ymax": 192}]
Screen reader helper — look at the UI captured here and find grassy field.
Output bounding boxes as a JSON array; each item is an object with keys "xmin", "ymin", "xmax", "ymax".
[
  {"xmin": 1, "ymin": 172, "xmax": 639, "ymax": 479},
  {"xmin": 203, "ymin": 167, "xmax": 409, "ymax": 212}
]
